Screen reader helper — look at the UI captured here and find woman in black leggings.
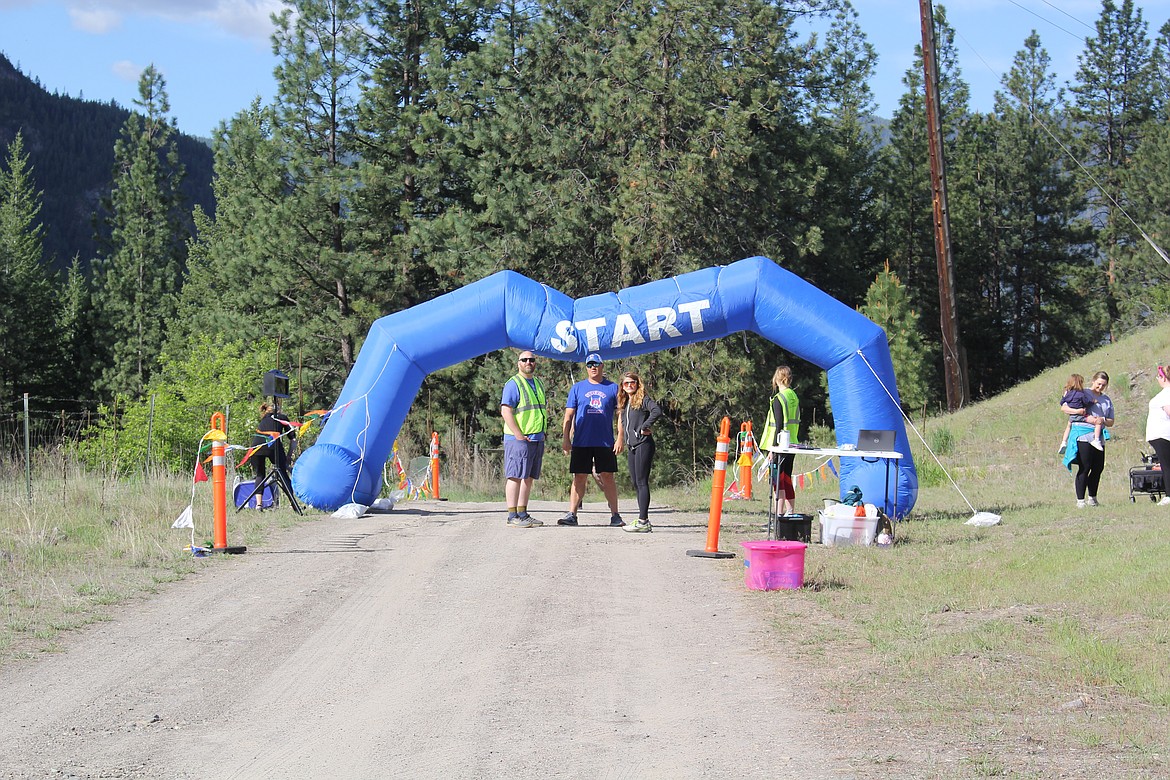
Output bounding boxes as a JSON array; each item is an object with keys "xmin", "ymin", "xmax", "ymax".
[
  {"xmin": 1063, "ymin": 371, "xmax": 1115, "ymax": 508},
  {"xmin": 616, "ymin": 371, "xmax": 662, "ymax": 533}
]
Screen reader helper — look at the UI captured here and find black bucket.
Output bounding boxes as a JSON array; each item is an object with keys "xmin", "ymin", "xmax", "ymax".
[{"xmin": 767, "ymin": 513, "xmax": 812, "ymax": 543}]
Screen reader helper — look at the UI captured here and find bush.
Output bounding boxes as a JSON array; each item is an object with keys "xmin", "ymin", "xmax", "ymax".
[{"xmin": 75, "ymin": 335, "xmax": 279, "ymax": 474}]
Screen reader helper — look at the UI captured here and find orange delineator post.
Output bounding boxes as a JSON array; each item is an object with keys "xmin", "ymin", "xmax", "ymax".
[
  {"xmin": 687, "ymin": 417, "xmax": 736, "ymax": 559},
  {"xmin": 430, "ymin": 432, "xmax": 442, "ymax": 500},
  {"xmin": 738, "ymin": 422, "xmax": 755, "ymax": 500},
  {"xmin": 208, "ymin": 412, "xmax": 246, "ymax": 554},
  {"xmin": 208, "ymin": 412, "xmax": 229, "ymax": 550}
]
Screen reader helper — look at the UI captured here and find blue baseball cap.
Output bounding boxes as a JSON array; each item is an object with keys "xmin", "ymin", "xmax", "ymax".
[{"xmin": 585, "ymin": 353, "xmax": 603, "ymax": 365}]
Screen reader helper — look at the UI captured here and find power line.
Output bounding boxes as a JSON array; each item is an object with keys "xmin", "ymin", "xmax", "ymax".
[
  {"xmin": 949, "ymin": 3, "xmax": 1170, "ymax": 268},
  {"xmin": 1005, "ymin": 0, "xmax": 1095, "ymax": 43}
]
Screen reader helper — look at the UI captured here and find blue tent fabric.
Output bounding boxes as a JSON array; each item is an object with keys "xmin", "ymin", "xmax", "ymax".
[{"xmin": 292, "ymin": 256, "xmax": 919, "ymax": 516}]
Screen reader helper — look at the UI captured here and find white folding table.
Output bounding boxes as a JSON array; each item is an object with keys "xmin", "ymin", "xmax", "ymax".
[{"xmin": 766, "ymin": 444, "xmax": 904, "ymax": 518}]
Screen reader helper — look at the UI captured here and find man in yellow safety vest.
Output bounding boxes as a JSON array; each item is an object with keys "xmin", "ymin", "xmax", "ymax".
[{"xmin": 501, "ymin": 350, "xmax": 549, "ymax": 528}]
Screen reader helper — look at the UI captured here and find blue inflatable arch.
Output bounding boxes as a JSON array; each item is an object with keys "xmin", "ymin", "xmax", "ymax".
[{"xmin": 292, "ymin": 256, "xmax": 918, "ymax": 516}]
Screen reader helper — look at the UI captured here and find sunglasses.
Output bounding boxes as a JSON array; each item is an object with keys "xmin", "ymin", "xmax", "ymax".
[
  {"xmin": 622, "ymin": 380, "xmax": 638, "ymax": 386},
  {"xmin": 518, "ymin": 357, "xmax": 536, "ymax": 363},
  {"xmin": 586, "ymin": 362, "xmax": 602, "ymax": 368}
]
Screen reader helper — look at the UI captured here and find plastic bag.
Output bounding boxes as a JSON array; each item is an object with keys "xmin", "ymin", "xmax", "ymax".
[{"xmin": 331, "ymin": 502, "xmax": 369, "ymax": 519}]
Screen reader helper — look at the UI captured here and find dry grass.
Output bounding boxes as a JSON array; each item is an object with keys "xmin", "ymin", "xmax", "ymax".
[{"xmin": 0, "ymin": 458, "xmax": 310, "ymax": 662}]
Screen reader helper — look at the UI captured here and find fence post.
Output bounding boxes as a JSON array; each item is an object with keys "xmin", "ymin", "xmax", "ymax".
[
  {"xmin": 687, "ymin": 417, "xmax": 735, "ymax": 559},
  {"xmin": 23, "ymin": 393, "xmax": 32, "ymax": 504},
  {"xmin": 146, "ymin": 394, "xmax": 156, "ymax": 475}
]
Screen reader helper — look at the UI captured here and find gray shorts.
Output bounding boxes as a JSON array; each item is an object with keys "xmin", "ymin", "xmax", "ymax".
[{"xmin": 504, "ymin": 438, "xmax": 545, "ymax": 480}]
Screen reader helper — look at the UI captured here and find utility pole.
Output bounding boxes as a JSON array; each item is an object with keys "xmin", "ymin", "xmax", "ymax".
[{"xmin": 919, "ymin": 0, "xmax": 967, "ymax": 411}]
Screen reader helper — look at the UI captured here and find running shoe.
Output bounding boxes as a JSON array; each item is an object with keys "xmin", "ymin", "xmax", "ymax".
[
  {"xmin": 557, "ymin": 513, "xmax": 578, "ymax": 526},
  {"xmin": 507, "ymin": 515, "xmax": 535, "ymax": 528},
  {"xmin": 609, "ymin": 514, "xmax": 626, "ymax": 527},
  {"xmin": 623, "ymin": 520, "xmax": 652, "ymax": 533}
]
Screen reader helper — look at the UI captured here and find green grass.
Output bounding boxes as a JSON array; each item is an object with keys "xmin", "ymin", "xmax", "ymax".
[{"xmin": 664, "ymin": 320, "xmax": 1170, "ymax": 775}]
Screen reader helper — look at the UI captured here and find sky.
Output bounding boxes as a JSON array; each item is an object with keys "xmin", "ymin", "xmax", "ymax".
[{"xmin": 0, "ymin": 0, "xmax": 1168, "ymax": 139}]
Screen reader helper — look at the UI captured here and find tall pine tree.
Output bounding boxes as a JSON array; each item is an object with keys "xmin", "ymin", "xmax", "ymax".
[
  {"xmin": 1069, "ymin": 0, "xmax": 1159, "ymax": 333},
  {"xmin": 0, "ymin": 132, "xmax": 62, "ymax": 398},
  {"xmin": 92, "ymin": 65, "xmax": 188, "ymax": 400}
]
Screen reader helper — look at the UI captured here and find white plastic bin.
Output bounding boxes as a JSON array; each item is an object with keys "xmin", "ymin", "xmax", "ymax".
[{"xmin": 818, "ymin": 508, "xmax": 879, "ymax": 547}]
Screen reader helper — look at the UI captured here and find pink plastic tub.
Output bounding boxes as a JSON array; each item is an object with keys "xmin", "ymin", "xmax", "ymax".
[{"xmin": 741, "ymin": 540, "xmax": 807, "ymax": 590}]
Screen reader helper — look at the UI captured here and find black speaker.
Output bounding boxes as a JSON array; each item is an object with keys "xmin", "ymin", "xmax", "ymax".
[{"xmin": 263, "ymin": 369, "xmax": 290, "ymax": 398}]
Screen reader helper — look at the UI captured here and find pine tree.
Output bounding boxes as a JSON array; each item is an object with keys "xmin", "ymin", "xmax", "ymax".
[
  {"xmin": 859, "ymin": 265, "xmax": 929, "ymax": 414},
  {"xmin": 172, "ymin": 103, "xmax": 288, "ymax": 356},
  {"xmin": 0, "ymin": 132, "xmax": 62, "ymax": 398},
  {"xmin": 176, "ymin": 2, "xmax": 379, "ymax": 400},
  {"xmin": 1115, "ymin": 115, "xmax": 1170, "ymax": 323},
  {"xmin": 265, "ymin": 0, "xmax": 371, "ymax": 377},
  {"xmin": 353, "ymin": 0, "xmax": 497, "ymax": 309},
  {"xmin": 1069, "ymin": 0, "xmax": 1159, "ymax": 332},
  {"xmin": 59, "ymin": 256, "xmax": 100, "ymax": 399},
  {"xmin": 997, "ymin": 34, "xmax": 1105, "ymax": 375},
  {"xmin": 805, "ymin": 3, "xmax": 884, "ymax": 307},
  {"xmin": 91, "ymin": 65, "xmax": 188, "ymax": 400},
  {"xmin": 948, "ymin": 33, "xmax": 1103, "ymax": 394}
]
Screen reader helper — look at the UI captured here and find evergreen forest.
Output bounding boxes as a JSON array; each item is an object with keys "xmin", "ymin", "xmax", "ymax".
[{"xmin": 1, "ymin": 0, "xmax": 1168, "ymax": 477}]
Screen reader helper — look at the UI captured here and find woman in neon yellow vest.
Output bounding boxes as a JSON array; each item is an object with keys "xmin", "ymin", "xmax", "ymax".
[{"xmin": 760, "ymin": 365, "xmax": 800, "ymax": 515}]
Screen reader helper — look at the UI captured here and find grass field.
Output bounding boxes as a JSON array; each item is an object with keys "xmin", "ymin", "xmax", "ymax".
[{"xmin": 2, "ymin": 322, "xmax": 1169, "ymax": 776}]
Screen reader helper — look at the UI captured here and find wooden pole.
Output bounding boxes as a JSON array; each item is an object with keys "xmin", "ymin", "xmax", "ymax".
[{"xmin": 919, "ymin": 0, "xmax": 967, "ymax": 411}]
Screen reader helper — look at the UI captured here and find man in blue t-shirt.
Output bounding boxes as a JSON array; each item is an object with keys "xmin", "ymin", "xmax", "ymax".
[{"xmin": 559, "ymin": 353, "xmax": 623, "ymax": 527}]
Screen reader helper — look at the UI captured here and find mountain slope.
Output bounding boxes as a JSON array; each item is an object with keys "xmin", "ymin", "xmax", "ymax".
[{"xmin": 0, "ymin": 52, "xmax": 214, "ymax": 275}]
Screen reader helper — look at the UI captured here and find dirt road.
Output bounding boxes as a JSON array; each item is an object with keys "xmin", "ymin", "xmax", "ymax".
[{"xmin": 0, "ymin": 499, "xmax": 859, "ymax": 779}]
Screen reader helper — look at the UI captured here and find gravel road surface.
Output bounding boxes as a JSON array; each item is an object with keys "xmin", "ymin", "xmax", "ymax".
[{"xmin": 0, "ymin": 499, "xmax": 859, "ymax": 779}]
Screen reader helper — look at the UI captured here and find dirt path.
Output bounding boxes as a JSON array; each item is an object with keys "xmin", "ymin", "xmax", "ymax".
[{"xmin": 0, "ymin": 499, "xmax": 861, "ymax": 779}]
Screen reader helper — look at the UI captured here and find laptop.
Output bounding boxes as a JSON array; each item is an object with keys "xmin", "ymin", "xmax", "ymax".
[{"xmin": 857, "ymin": 429, "xmax": 896, "ymax": 451}]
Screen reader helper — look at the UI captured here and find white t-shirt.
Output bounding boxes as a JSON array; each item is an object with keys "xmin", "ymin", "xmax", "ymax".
[{"xmin": 1146, "ymin": 387, "xmax": 1170, "ymax": 442}]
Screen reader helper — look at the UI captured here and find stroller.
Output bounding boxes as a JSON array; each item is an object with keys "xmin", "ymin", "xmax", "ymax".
[{"xmin": 1129, "ymin": 452, "xmax": 1164, "ymax": 503}]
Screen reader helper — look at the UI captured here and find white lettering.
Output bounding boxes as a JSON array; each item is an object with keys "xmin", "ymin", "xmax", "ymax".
[
  {"xmin": 645, "ymin": 307, "xmax": 681, "ymax": 341},
  {"xmin": 611, "ymin": 313, "xmax": 646, "ymax": 348},
  {"xmin": 552, "ymin": 299, "xmax": 712, "ymax": 353},
  {"xmin": 677, "ymin": 300, "xmax": 711, "ymax": 334},
  {"xmin": 551, "ymin": 320, "xmax": 578, "ymax": 353},
  {"xmin": 575, "ymin": 317, "xmax": 606, "ymax": 351}
]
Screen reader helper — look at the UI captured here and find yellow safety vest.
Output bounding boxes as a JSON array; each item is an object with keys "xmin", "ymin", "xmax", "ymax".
[
  {"xmin": 761, "ymin": 387, "xmax": 800, "ymax": 448},
  {"xmin": 503, "ymin": 375, "xmax": 547, "ymax": 436}
]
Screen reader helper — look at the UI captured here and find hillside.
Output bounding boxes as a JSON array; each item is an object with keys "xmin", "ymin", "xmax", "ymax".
[{"xmin": 0, "ymin": 52, "xmax": 214, "ymax": 275}]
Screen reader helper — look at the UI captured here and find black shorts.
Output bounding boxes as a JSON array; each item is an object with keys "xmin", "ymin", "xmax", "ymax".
[{"xmin": 569, "ymin": 446, "xmax": 618, "ymax": 475}]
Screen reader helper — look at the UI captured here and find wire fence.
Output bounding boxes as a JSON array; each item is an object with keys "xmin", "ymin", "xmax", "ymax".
[
  {"xmin": 0, "ymin": 395, "xmax": 509, "ymax": 506},
  {"xmin": 0, "ymin": 394, "xmax": 234, "ymax": 505}
]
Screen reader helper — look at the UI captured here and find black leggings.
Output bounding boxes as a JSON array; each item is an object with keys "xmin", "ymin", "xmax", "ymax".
[
  {"xmin": 1073, "ymin": 440, "xmax": 1106, "ymax": 500},
  {"xmin": 1148, "ymin": 438, "xmax": 1170, "ymax": 494},
  {"xmin": 626, "ymin": 439, "xmax": 656, "ymax": 520}
]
